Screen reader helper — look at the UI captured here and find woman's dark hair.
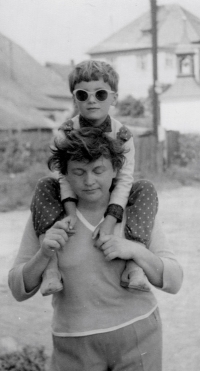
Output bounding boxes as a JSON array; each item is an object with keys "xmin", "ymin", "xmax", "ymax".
[{"xmin": 48, "ymin": 127, "xmax": 126, "ymax": 175}]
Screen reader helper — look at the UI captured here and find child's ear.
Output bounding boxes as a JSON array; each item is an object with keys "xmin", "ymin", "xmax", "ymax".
[
  {"xmin": 73, "ymin": 99, "xmax": 80, "ymax": 114},
  {"xmin": 111, "ymin": 92, "xmax": 118, "ymax": 107},
  {"xmin": 73, "ymin": 96, "xmax": 78, "ymax": 108}
]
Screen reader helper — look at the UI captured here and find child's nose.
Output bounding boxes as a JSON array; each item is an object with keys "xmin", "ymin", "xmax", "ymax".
[{"xmin": 88, "ymin": 93, "xmax": 96, "ymax": 103}]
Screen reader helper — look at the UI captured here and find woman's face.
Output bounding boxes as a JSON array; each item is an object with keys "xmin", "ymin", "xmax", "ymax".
[{"xmin": 66, "ymin": 156, "xmax": 117, "ymax": 206}]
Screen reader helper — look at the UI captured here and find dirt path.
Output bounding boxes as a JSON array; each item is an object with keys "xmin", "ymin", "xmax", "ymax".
[{"xmin": 0, "ymin": 185, "xmax": 200, "ymax": 370}]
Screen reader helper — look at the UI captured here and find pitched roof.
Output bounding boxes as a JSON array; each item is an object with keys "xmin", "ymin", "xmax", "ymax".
[
  {"xmin": 88, "ymin": 3, "xmax": 200, "ymax": 55},
  {"xmin": 0, "ymin": 79, "xmax": 67, "ymax": 111},
  {"xmin": 160, "ymin": 76, "xmax": 200, "ymax": 101},
  {"xmin": 0, "ymin": 97, "xmax": 56, "ymax": 130},
  {"xmin": 0, "ymin": 31, "xmax": 70, "ymax": 109},
  {"xmin": 46, "ymin": 62, "xmax": 73, "ymax": 86}
]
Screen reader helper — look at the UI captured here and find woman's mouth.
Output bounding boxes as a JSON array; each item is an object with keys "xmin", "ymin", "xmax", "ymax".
[{"xmin": 84, "ymin": 188, "xmax": 98, "ymax": 193}]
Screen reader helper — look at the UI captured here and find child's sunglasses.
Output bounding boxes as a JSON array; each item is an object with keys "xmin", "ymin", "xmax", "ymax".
[{"xmin": 73, "ymin": 89, "xmax": 115, "ymax": 102}]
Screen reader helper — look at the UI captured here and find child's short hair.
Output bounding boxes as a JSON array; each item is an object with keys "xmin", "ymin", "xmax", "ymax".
[
  {"xmin": 68, "ymin": 60, "xmax": 119, "ymax": 93},
  {"xmin": 48, "ymin": 127, "xmax": 125, "ymax": 175}
]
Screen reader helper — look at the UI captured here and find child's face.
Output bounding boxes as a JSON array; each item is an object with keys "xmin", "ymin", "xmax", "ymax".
[{"xmin": 73, "ymin": 79, "xmax": 118, "ymax": 126}]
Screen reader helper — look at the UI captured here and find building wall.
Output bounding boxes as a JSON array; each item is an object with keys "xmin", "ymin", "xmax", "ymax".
[
  {"xmin": 194, "ymin": 48, "xmax": 200, "ymax": 81},
  {"xmin": 114, "ymin": 50, "xmax": 178, "ymax": 98},
  {"xmin": 92, "ymin": 49, "xmax": 199, "ymax": 99},
  {"xmin": 160, "ymin": 99, "xmax": 200, "ymax": 133},
  {"xmin": 158, "ymin": 51, "xmax": 177, "ymax": 84}
]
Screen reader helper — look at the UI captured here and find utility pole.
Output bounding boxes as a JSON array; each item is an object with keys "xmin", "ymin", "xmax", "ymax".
[{"xmin": 150, "ymin": 0, "xmax": 158, "ymax": 141}]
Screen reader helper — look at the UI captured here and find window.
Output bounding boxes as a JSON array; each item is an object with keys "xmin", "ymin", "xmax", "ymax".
[
  {"xmin": 180, "ymin": 56, "xmax": 191, "ymax": 75},
  {"xmin": 165, "ymin": 53, "xmax": 173, "ymax": 68},
  {"xmin": 137, "ymin": 54, "xmax": 147, "ymax": 70}
]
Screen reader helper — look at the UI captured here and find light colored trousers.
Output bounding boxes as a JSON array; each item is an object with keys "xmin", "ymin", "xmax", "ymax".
[{"xmin": 49, "ymin": 308, "xmax": 162, "ymax": 371}]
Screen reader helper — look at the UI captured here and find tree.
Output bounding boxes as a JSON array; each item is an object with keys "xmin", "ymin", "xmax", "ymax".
[{"xmin": 117, "ymin": 95, "xmax": 144, "ymax": 117}]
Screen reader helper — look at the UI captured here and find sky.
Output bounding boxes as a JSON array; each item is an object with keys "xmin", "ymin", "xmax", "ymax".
[{"xmin": 0, "ymin": 0, "xmax": 200, "ymax": 66}]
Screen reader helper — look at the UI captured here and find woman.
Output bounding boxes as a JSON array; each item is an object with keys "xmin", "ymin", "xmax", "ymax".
[{"xmin": 9, "ymin": 128, "xmax": 183, "ymax": 371}]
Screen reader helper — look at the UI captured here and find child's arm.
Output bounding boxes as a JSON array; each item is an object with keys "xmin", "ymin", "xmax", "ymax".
[
  {"xmin": 59, "ymin": 176, "xmax": 77, "ymax": 232},
  {"xmin": 93, "ymin": 127, "xmax": 135, "ymax": 246},
  {"xmin": 54, "ymin": 121, "xmax": 78, "ymax": 232},
  {"xmin": 93, "ymin": 214, "xmax": 116, "ymax": 243},
  {"xmin": 109, "ymin": 129, "xmax": 135, "ymax": 210}
]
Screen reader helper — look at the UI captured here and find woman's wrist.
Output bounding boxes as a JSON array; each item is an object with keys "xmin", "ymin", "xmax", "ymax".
[
  {"xmin": 39, "ymin": 247, "xmax": 54, "ymax": 260},
  {"xmin": 124, "ymin": 239, "xmax": 146, "ymax": 262}
]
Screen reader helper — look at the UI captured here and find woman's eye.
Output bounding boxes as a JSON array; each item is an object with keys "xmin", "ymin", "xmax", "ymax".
[
  {"xmin": 94, "ymin": 167, "xmax": 104, "ymax": 174},
  {"xmin": 73, "ymin": 170, "xmax": 84, "ymax": 176}
]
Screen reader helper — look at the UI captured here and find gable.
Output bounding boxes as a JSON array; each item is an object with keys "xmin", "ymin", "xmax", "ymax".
[{"xmin": 88, "ymin": 3, "xmax": 200, "ymax": 56}]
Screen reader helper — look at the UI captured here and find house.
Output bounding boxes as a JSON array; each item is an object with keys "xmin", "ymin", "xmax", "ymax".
[
  {"xmin": 0, "ymin": 31, "xmax": 73, "ymax": 128},
  {"xmin": 88, "ymin": 3, "xmax": 200, "ymax": 99},
  {"xmin": 46, "ymin": 61, "xmax": 74, "ymax": 86},
  {"xmin": 160, "ymin": 21, "xmax": 200, "ymax": 133}
]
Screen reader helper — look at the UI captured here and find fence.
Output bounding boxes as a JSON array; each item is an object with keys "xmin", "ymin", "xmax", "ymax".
[
  {"xmin": 0, "ymin": 128, "xmax": 180, "ymax": 175},
  {"xmin": 133, "ymin": 130, "xmax": 180, "ymax": 175}
]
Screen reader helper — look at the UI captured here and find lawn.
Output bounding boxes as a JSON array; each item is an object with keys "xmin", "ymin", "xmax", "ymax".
[{"xmin": 0, "ymin": 184, "xmax": 200, "ymax": 370}]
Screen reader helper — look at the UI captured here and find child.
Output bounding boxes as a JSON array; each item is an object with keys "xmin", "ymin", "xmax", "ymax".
[{"xmin": 31, "ymin": 60, "xmax": 158, "ymax": 296}]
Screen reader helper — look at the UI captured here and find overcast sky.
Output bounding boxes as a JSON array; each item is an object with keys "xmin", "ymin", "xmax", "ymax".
[{"xmin": 0, "ymin": 0, "xmax": 200, "ymax": 65}]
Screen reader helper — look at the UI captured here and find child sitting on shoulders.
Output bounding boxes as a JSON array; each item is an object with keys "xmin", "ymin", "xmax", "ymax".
[{"xmin": 30, "ymin": 60, "xmax": 158, "ymax": 296}]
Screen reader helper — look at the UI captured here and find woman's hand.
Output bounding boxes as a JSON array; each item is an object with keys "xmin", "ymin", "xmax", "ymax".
[
  {"xmin": 100, "ymin": 234, "xmax": 140, "ymax": 261},
  {"xmin": 41, "ymin": 218, "xmax": 69, "ymax": 258},
  {"xmin": 100, "ymin": 233, "xmax": 164, "ymax": 288}
]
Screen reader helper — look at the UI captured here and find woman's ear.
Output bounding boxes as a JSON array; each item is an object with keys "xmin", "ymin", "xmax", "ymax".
[{"xmin": 112, "ymin": 168, "xmax": 117, "ymax": 179}]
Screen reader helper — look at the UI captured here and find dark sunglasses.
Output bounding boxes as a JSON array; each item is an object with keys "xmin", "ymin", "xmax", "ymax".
[{"xmin": 73, "ymin": 89, "xmax": 115, "ymax": 102}]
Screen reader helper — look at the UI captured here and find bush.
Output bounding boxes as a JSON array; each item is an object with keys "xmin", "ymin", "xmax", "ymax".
[
  {"xmin": 0, "ymin": 133, "xmax": 51, "ymax": 174},
  {"xmin": 0, "ymin": 132, "xmax": 54, "ymax": 211},
  {"xmin": 0, "ymin": 163, "xmax": 51, "ymax": 211},
  {"xmin": 117, "ymin": 95, "xmax": 144, "ymax": 117},
  {"xmin": 175, "ymin": 133, "xmax": 200, "ymax": 167},
  {"xmin": 0, "ymin": 346, "xmax": 47, "ymax": 371}
]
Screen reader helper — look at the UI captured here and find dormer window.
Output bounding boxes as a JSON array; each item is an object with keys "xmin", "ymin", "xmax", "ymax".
[
  {"xmin": 177, "ymin": 54, "xmax": 194, "ymax": 76},
  {"xmin": 141, "ymin": 28, "xmax": 152, "ymax": 36},
  {"xmin": 180, "ymin": 56, "xmax": 191, "ymax": 75},
  {"xmin": 141, "ymin": 18, "xmax": 152, "ymax": 35}
]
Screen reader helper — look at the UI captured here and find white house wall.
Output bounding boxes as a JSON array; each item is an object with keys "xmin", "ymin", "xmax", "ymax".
[
  {"xmin": 96, "ymin": 51, "xmax": 178, "ymax": 99},
  {"xmin": 160, "ymin": 99, "xmax": 200, "ymax": 133},
  {"xmin": 116, "ymin": 53, "xmax": 152, "ymax": 99},
  {"xmin": 91, "ymin": 49, "xmax": 199, "ymax": 99},
  {"xmin": 194, "ymin": 48, "xmax": 200, "ymax": 81},
  {"xmin": 158, "ymin": 51, "xmax": 177, "ymax": 84}
]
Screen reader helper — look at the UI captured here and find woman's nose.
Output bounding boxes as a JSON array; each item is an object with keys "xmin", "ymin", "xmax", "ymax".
[{"xmin": 84, "ymin": 172, "xmax": 95, "ymax": 185}]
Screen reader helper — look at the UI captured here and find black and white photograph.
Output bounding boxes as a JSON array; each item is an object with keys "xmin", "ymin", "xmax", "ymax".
[{"xmin": 0, "ymin": 1, "xmax": 199, "ymax": 370}]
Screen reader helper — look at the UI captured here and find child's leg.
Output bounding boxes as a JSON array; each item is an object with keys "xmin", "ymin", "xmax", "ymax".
[
  {"xmin": 40, "ymin": 253, "xmax": 63, "ymax": 296},
  {"xmin": 122, "ymin": 180, "xmax": 158, "ymax": 291},
  {"xmin": 31, "ymin": 177, "xmax": 65, "ymax": 296}
]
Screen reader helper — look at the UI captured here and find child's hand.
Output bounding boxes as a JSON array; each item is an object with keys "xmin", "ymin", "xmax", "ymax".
[
  {"xmin": 100, "ymin": 234, "xmax": 135, "ymax": 261},
  {"xmin": 93, "ymin": 217, "xmax": 115, "ymax": 248},
  {"xmin": 41, "ymin": 219, "xmax": 69, "ymax": 258},
  {"xmin": 64, "ymin": 215, "xmax": 77, "ymax": 236}
]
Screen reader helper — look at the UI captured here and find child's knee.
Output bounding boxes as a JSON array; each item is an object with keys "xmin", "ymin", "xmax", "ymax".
[
  {"xmin": 133, "ymin": 179, "xmax": 157, "ymax": 194},
  {"xmin": 31, "ymin": 176, "xmax": 64, "ymax": 236},
  {"xmin": 128, "ymin": 179, "xmax": 158, "ymax": 212},
  {"xmin": 36, "ymin": 177, "xmax": 60, "ymax": 194}
]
